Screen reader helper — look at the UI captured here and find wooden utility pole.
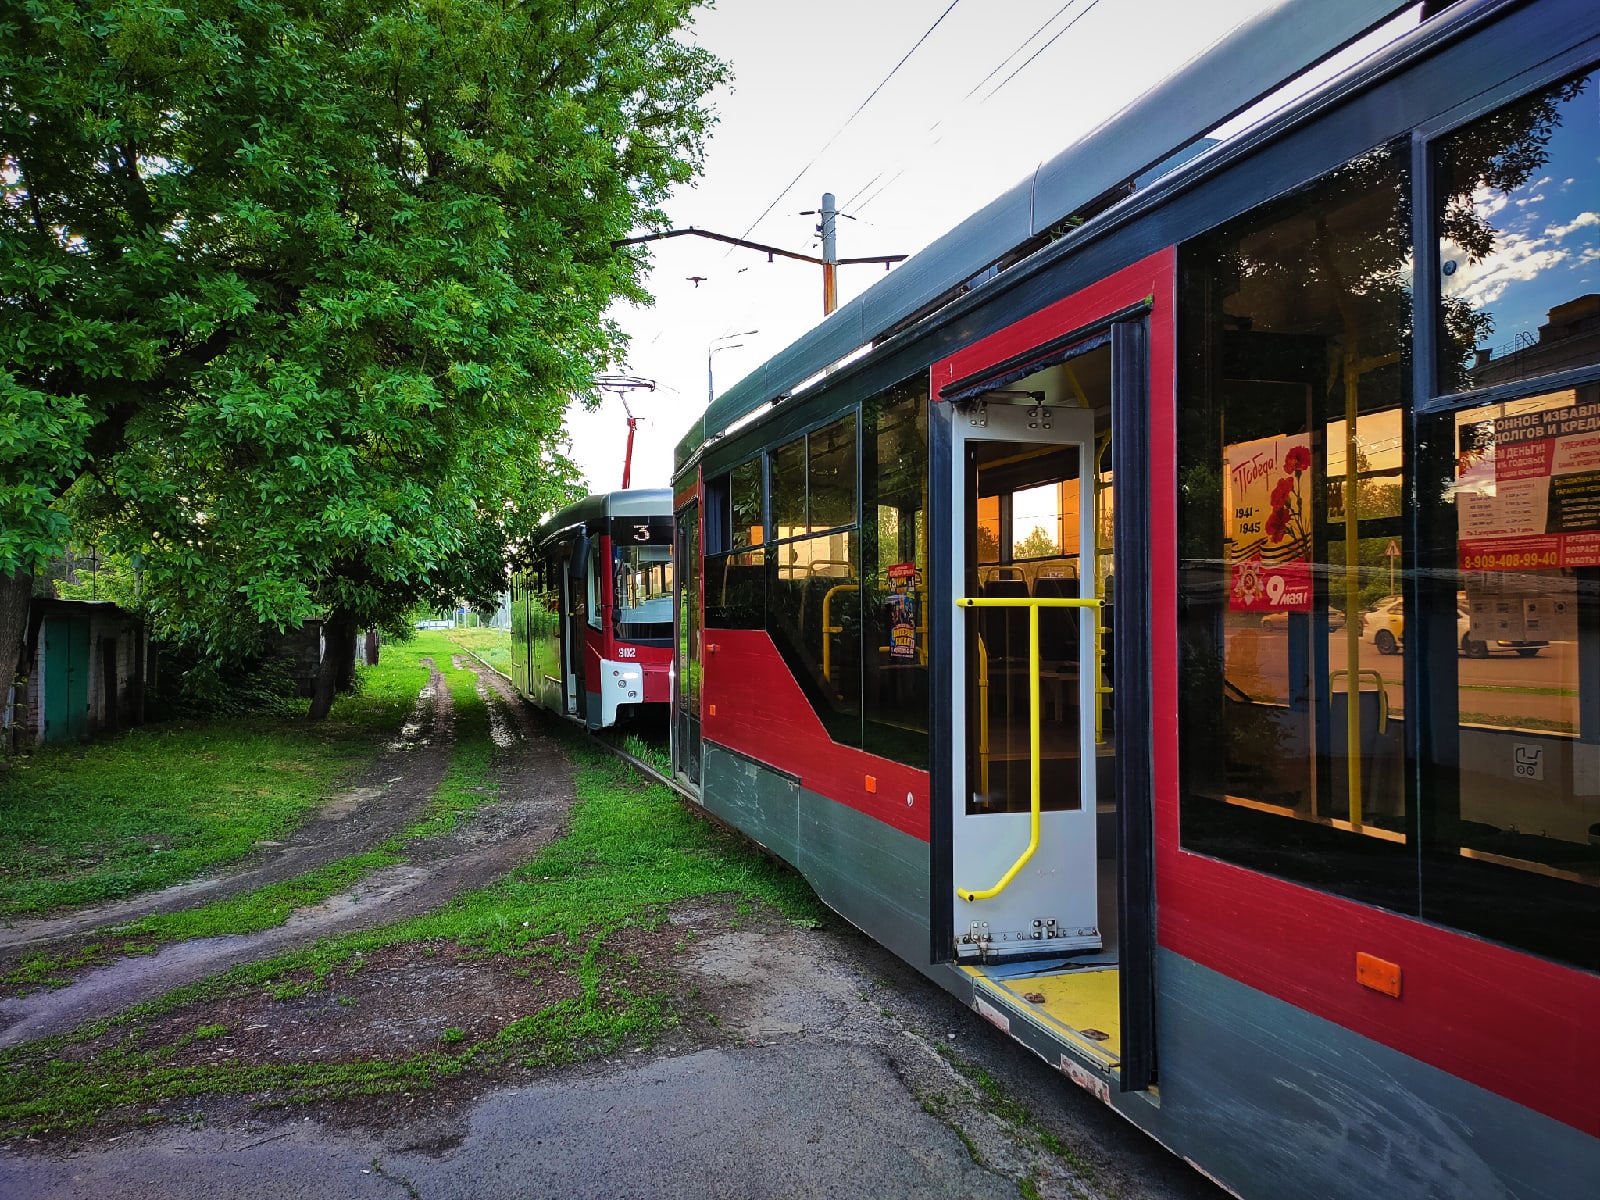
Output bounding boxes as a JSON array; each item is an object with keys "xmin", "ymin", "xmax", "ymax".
[{"xmin": 819, "ymin": 192, "xmax": 838, "ymax": 315}]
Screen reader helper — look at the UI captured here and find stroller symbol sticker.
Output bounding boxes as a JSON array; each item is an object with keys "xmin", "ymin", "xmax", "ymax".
[{"xmin": 1513, "ymin": 744, "xmax": 1544, "ymax": 781}]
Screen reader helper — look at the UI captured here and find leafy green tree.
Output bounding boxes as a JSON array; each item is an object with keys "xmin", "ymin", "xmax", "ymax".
[
  {"xmin": 2, "ymin": 0, "xmax": 724, "ymax": 717},
  {"xmin": 1014, "ymin": 525, "xmax": 1061, "ymax": 560}
]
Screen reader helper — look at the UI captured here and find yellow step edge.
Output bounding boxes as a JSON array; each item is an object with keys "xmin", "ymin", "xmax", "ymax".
[{"xmin": 962, "ymin": 965, "xmax": 1123, "ymax": 1068}]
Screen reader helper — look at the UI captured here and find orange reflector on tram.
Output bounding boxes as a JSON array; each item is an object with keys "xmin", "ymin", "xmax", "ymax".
[
  {"xmin": 865, "ymin": 775, "xmax": 878, "ymax": 794},
  {"xmin": 1356, "ymin": 953, "xmax": 1402, "ymax": 998}
]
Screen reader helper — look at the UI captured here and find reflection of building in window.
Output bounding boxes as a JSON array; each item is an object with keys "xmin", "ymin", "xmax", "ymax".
[{"xmin": 1468, "ymin": 295, "xmax": 1600, "ymax": 388}]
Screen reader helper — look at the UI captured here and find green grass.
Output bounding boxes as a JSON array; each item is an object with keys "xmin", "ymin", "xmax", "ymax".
[
  {"xmin": 0, "ymin": 743, "xmax": 825, "ymax": 1135},
  {"xmin": 619, "ymin": 733, "xmax": 671, "ymax": 775},
  {"xmin": 1460, "ymin": 684, "xmax": 1577, "ymax": 697},
  {"xmin": 444, "ymin": 627, "xmax": 512, "ymax": 676},
  {"xmin": 0, "ymin": 653, "xmax": 431, "ymax": 918},
  {"xmin": 1460, "ymin": 712, "xmax": 1576, "ymax": 734},
  {"xmin": 1, "ymin": 645, "xmax": 502, "ymax": 988}
]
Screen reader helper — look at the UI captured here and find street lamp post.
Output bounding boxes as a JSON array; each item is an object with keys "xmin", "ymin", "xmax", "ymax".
[{"xmin": 707, "ymin": 330, "xmax": 759, "ymax": 405}]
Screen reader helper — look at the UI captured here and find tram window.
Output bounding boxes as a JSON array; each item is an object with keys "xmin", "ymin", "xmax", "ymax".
[
  {"xmin": 863, "ymin": 380, "xmax": 930, "ymax": 767},
  {"xmin": 1413, "ymin": 393, "xmax": 1600, "ymax": 970},
  {"xmin": 809, "ymin": 415, "xmax": 858, "ymax": 532},
  {"xmin": 770, "ymin": 416, "xmax": 860, "ymax": 538},
  {"xmin": 770, "ymin": 437, "xmax": 807, "ymax": 537},
  {"xmin": 732, "ymin": 458, "xmax": 764, "ymax": 549},
  {"xmin": 1435, "ymin": 65, "xmax": 1600, "ymax": 396},
  {"xmin": 614, "ymin": 544, "xmax": 673, "ymax": 641},
  {"xmin": 585, "ymin": 545, "xmax": 601, "ymax": 632},
  {"xmin": 1177, "ymin": 139, "xmax": 1419, "ymax": 912},
  {"xmin": 766, "ymin": 529, "xmax": 862, "ymax": 748},
  {"xmin": 704, "ymin": 548, "xmax": 765, "ymax": 629}
]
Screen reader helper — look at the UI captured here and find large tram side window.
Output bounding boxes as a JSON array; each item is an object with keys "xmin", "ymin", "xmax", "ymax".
[
  {"xmin": 1177, "ymin": 140, "xmax": 1419, "ymax": 913},
  {"xmin": 766, "ymin": 415, "xmax": 863, "ymax": 747},
  {"xmin": 1436, "ymin": 66, "xmax": 1599, "ymax": 395},
  {"xmin": 1415, "ymin": 68, "xmax": 1600, "ymax": 971},
  {"xmin": 863, "ymin": 378, "xmax": 931, "ymax": 767},
  {"xmin": 704, "ymin": 457, "xmax": 766, "ymax": 630}
]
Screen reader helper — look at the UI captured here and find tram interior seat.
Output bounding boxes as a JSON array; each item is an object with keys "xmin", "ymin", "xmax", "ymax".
[
  {"xmin": 980, "ymin": 577, "xmax": 1030, "ymax": 662},
  {"xmin": 1034, "ymin": 575, "xmax": 1080, "ymax": 667}
]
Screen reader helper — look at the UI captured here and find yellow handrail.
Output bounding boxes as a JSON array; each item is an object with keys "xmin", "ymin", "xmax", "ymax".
[
  {"xmin": 954, "ymin": 595, "xmax": 1103, "ymax": 902},
  {"xmin": 820, "ymin": 583, "xmax": 859, "ymax": 683}
]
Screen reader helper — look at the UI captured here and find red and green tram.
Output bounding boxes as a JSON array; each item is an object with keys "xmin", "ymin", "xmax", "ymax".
[
  {"xmin": 510, "ymin": 489, "xmax": 674, "ymax": 729},
  {"xmin": 668, "ymin": 1, "xmax": 1599, "ymax": 1195}
]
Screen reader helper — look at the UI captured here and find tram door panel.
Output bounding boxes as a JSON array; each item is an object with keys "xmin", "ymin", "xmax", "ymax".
[
  {"xmin": 951, "ymin": 402, "xmax": 1103, "ymax": 958},
  {"xmin": 564, "ymin": 532, "xmax": 591, "ymax": 722},
  {"xmin": 675, "ymin": 500, "xmax": 702, "ymax": 788}
]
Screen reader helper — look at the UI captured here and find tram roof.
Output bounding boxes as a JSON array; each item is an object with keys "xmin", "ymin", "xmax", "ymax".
[
  {"xmin": 674, "ymin": 0, "xmax": 1432, "ymax": 470},
  {"xmin": 532, "ymin": 487, "xmax": 673, "ymax": 547}
]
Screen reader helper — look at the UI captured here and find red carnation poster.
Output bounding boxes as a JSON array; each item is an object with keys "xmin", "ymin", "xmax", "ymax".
[{"xmin": 1225, "ymin": 434, "xmax": 1314, "ymax": 612}]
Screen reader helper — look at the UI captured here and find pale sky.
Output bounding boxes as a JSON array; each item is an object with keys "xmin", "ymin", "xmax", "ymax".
[{"xmin": 565, "ymin": 0, "xmax": 1417, "ymax": 494}]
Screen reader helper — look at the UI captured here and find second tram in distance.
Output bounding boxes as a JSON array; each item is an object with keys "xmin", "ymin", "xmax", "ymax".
[{"xmin": 509, "ymin": 489, "xmax": 673, "ymax": 729}]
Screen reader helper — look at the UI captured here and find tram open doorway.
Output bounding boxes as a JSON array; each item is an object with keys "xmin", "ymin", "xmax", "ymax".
[{"xmin": 943, "ymin": 338, "xmax": 1136, "ymax": 1085}]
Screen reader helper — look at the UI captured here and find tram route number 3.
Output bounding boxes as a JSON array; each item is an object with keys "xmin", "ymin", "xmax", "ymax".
[{"xmin": 1513, "ymin": 743, "xmax": 1545, "ymax": 781}]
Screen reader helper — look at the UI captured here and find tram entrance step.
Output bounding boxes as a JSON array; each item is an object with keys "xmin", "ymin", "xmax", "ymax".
[{"xmin": 963, "ymin": 963, "xmax": 1122, "ymax": 1070}]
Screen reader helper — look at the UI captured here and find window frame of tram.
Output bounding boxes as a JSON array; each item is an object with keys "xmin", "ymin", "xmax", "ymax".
[
  {"xmin": 1178, "ymin": 66, "xmax": 1600, "ymax": 971},
  {"xmin": 700, "ymin": 380, "xmax": 932, "ymax": 766},
  {"xmin": 703, "ymin": 457, "xmax": 767, "ymax": 630},
  {"xmin": 764, "ymin": 412, "xmax": 865, "ymax": 748},
  {"xmin": 1176, "ymin": 136, "xmax": 1420, "ymax": 914},
  {"xmin": 1414, "ymin": 61, "xmax": 1600, "ymax": 971},
  {"xmin": 611, "ymin": 517, "xmax": 674, "ymax": 644},
  {"xmin": 862, "ymin": 378, "xmax": 931, "ymax": 768}
]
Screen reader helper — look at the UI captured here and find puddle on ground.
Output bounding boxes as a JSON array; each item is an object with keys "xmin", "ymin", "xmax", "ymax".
[
  {"xmin": 387, "ymin": 682, "xmax": 437, "ymax": 752},
  {"xmin": 479, "ymin": 679, "xmax": 518, "ymax": 749},
  {"xmin": 0, "ymin": 865, "xmax": 433, "ymax": 1049}
]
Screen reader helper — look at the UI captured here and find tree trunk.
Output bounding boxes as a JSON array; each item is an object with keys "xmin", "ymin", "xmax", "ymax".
[
  {"xmin": 335, "ymin": 622, "xmax": 357, "ymax": 693},
  {"xmin": 307, "ymin": 612, "xmax": 353, "ymax": 721},
  {"xmin": 363, "ymin": 629, "xmax": 379, "ymax": 666},
  {"xmin": 1, "ymin": 570, "xmax": 32, "ymax": 755}
]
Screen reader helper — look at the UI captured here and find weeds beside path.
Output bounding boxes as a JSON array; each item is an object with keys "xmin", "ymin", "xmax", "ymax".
[
  {"xmin": 0, "ymin": 660, "xmax": 825, "ymax": 1142},
  {"xmin": 0, "ymin": 654, "xmax": 430, "ymax": 921},
  {"xmin": 0, "ymin": 638, "xmax": 585, "ymax": 1040}
]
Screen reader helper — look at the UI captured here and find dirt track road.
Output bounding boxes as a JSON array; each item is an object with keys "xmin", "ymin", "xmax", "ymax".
[{"xmin": 0, "ymin": 658, "xmax": 1222, "ymax": 1200}]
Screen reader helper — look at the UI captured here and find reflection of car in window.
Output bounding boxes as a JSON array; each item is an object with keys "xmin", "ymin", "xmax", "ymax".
[
  {"xmin": 1358, "ymin": 597, "xmax": 1544, "ymax": 658},
  {"xmin": 1259, "ymin": 608, "xmax": 1345, "ymax": 631}
]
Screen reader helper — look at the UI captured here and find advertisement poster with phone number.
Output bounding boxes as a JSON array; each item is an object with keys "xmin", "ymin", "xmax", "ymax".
[
  {"xmin": 1457, "ymin": 400, "xmax": 1600, "ymax": 570},
  {"xmin": 1226, "ymin": 433, "xmax": 1314, "ymax": 612}
]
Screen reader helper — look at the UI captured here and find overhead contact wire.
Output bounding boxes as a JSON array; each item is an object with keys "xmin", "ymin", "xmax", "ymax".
[
  {"xmin": 847, "ymin": 0, "xmax": 1097, "ymax": 216},
  {"xmin": 735, "ymin": 0, "xmax": 965, "ymax": 243}
]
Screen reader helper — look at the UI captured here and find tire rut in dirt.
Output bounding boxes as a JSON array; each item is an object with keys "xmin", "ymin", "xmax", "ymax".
[
  {"xmin": 0, "ymin": 660, "xmax": 577, "ymax": 1048},
  {"xmin": 0, "ymin": 661, "xmax": 457, "ymax": 956}
]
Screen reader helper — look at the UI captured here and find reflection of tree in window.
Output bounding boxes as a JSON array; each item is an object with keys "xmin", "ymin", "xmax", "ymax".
[
  {"xmin": 732, "ymin": 459, "xmax": 763, "ymax": 548},
  {"xmin": 1436, "ymin": 72, "xmax": 1594, "ymax": 392}
]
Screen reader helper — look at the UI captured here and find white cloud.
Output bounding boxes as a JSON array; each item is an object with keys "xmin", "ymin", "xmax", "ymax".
[
  {"xmin": 1515, "ymin": 193, "xmax": 1546, "ymax": 207},
  {"xmin": 1546, "ymin": 211, "xmax": 1599, "ymax": 240},
  {"xmin": 1443, "ymin": 229, "xmax": 1567, "ymax": 309},
  {"xmin": 1472, "ymin": 184, "xmax": 1510, "ymax": 220}
]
